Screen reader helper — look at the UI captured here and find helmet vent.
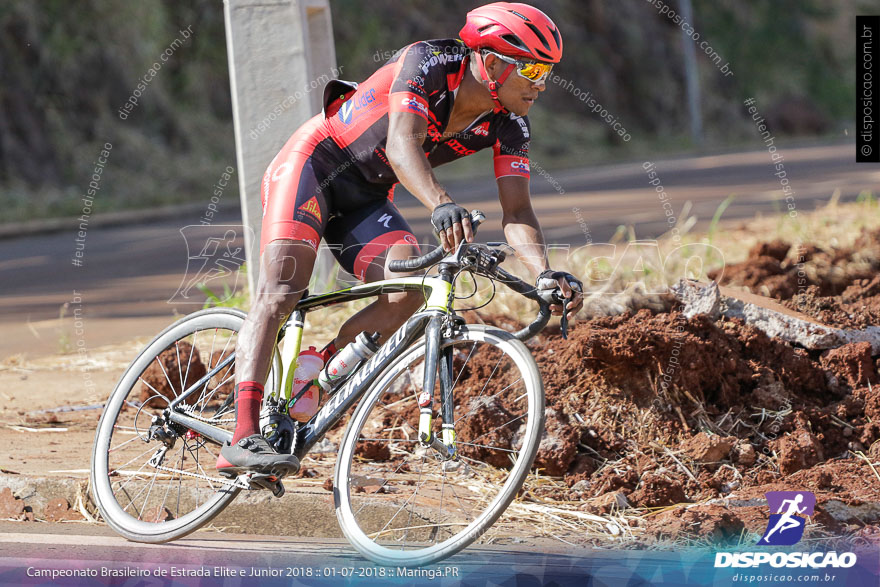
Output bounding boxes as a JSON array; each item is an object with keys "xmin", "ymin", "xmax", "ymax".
[
  {"xmin": 533, "ymin": 47, "xmax": 553, "ymax": 60},
  {"xmin": 525, "ymin": 22, "xmax": 551, "ymax": 51},
  {"xmin": 549, "ymin": 26, "xmax": 561, "ymax": 48},
  {"xmin": 500, "ymin": 33, "xmax": 529, "ymax": 52}
]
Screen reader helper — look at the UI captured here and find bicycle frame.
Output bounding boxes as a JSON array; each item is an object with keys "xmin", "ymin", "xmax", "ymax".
[{"xmin": 165, "ymin": 274, "xmax": 457, "ymax": 459}]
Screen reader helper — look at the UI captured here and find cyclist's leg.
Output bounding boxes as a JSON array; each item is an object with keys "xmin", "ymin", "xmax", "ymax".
[
  {"xmin": 325, "ymin": 199, "xmax": 423, "ymax": 346},
  {"xmin": 218, "ymin": 148, "xmax": 330, "ymax": 474}
]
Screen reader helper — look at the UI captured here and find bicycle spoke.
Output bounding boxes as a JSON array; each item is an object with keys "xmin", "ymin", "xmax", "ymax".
[{"xmin": 110, "ymin": 444, "xmax": 159, "ymax": 477}]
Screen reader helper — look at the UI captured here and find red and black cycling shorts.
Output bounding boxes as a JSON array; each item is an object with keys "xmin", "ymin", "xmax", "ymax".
[{"xmin": 259, "ymin": 115, "xmax": 419, "ymax": 281}]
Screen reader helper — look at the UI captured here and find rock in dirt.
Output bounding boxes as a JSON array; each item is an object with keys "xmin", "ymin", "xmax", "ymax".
[
  {"xmin": 0, "ymin": 487, "xmax": 26, "ymax": 520},
  {"xmin": 629, "ymin": 472, "xmax": 687, "ymax": 508},
  {"xmin": 582, "ymin": 491, "xmax": 630, "ymax": 514},
  {"xmin": 651, "ymin": 505, "xmax": 745, "ymax": 542},
  {"xmin": 43, "ymin": 498, "xmax": 83, "ymax": 522},
  {"xmin": 141, "ymin": 506, "xmax": 174, "ymax": 523},
  {"xmin": 821, "ymin": 342, "xmax": 878, "ymax": 389},
  {"xmin": 775, "ymin": 429, "xmax": 824, "ymax": 475},
  {"xmin": 672, "ymin": 280, "xmax": 880, "ymax": 351},
  {"xmin": 675, "ymin": 280, "xmax": 721, "ymax": 320},
  {"xmin": 681, "ymin": 432, "xmax": 736, "ymax": 463},
  {"xmin": 533, "ymin": 408, "xmax": 579, "ymax": 476},
  {"xmin": 730, "ymin": 442, "xmax": 757, "ymax": 466},
  {"xmin": 354, "ymin": 440, "xmax": 391, "ymax": 462}
]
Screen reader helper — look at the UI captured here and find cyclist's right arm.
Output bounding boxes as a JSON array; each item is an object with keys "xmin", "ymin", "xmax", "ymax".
[
  {"xmin": 385, "ymin": 43, "xmax": 472, "ymax": 251},
  {"xmin": 387, "ymin": 112, "xmax": 473, "ymax": 251}
]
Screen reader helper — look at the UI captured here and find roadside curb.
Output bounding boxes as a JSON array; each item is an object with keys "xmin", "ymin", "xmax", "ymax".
[
  {"xmin": 0, "ymin": 203, "xmax": 215, "ymax": 240},
  {"xmin": 0, "ymin": 473, "xmax": 346, "ymax": 537}
]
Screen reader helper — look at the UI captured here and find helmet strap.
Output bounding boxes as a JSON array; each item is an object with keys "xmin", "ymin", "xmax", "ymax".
[{"xmin": 475, "ymin": 51, "xmax": 514, "ymax": 114}]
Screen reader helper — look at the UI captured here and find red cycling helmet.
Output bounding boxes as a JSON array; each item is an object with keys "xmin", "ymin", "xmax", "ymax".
[
  {"xmin": 460, "ymin": 2, "xmax": 563, "ymax": 63},
  {"xmin": 459, "ymin": 2, "xmax": 562, "ymax": 111}
]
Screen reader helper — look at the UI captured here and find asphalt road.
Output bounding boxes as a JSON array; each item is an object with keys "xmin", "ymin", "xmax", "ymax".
[{"xmin": 0, "ymin": 141, "xmax": 877, "ymax": 359}]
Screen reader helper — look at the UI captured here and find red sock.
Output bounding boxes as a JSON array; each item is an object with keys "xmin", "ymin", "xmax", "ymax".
[
  {"xmin": 231, "ymin": 381, "xmax": 264, "ymax": 444},
  {"xmin": 319, "ymin": 340, "xmax": 338, "ymax": 364}
]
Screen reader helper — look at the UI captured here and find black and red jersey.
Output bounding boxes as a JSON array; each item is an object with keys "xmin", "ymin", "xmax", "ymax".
[{"xmin": 321, "ymin": 38, "xmax": 531, "ymax": 185}]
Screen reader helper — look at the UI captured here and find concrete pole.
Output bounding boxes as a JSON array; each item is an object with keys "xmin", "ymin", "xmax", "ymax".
[
  {"xmin": 223, "ymin": 0, "xmax": 337, "ymax": 294},
  {"xmin": 678, "ymin": 0, "xmax": 703, "ymax": 146}
]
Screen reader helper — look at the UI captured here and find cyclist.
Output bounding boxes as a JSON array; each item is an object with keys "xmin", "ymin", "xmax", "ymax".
[{"xmin": 217, "ymin": 2, "xmax": 584, "ymax": 476}]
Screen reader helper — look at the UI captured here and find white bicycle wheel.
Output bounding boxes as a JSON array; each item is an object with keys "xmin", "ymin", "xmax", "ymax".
[
  {"xmin": 90, "ymin": 308, "xmax": 280, "ymax": 542},
  {"xmin": 335, "ymin": 324, "xmax": 544, "ymax": 565}
]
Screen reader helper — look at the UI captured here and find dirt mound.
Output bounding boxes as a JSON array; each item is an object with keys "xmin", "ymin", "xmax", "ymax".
[
  {"xmin": 710, "ymin": 228, "xmax": 880, "ymax": 323},
  {"xmin": 455, "ymin": 289, "xmax": 880, "ymax": 543}
]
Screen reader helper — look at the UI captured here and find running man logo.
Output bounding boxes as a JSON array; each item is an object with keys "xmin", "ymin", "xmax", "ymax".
[
  {"xmin": 758, "ymin": 491, "xmax": 816, "ymax": 546},
  {"xmin": 298, "ymin": 197, "xmax": 322, "ymax": 222}
]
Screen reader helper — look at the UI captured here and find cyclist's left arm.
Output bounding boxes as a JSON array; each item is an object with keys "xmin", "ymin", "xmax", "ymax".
[{"xmin": 498, "ymin": 175, "xmax": 583, "ymax": 319}]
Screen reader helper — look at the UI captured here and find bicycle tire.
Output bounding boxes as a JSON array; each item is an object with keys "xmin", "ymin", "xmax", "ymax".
[
  {"xmin": 90, "ymin": 307, "xmax": 280, "ymax": 543},
  {"xmin": 334, "ymin": 324, "xmax": 544, "ymax": 565}
]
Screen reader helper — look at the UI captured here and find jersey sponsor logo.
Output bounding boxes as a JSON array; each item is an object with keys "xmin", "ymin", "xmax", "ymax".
[
  {"xmin": 510, "ymin": 160, "xmax": 530, "ymax": 173},
  {"xmin": 419, "ymin": 52, "xmax": 464, "ymax": 75},
  {"xmin": 404, "ymin": 234, "xmax": 417, "ymax": 245},
  {"xmin": 445, "ymin": 139, "xmax": 476, "ymax": 157},
  {"xmin": 426, "ymin": 124, "xmax": 442, "ymax": 143},
  {"xmin": 473, "ymin": 122, "xmax": 490, "ymax": 136},
  {"xmin": 374, "ymin": 147, "xmax": 390, "ymax": 166},
  {"xmin": 338, "ymin": 88, "xmax": 378, "ymax": 124},
  {"xmin": 297, "ymin": 196, "xmax": 322, "ymax": 222},
  {"xmin": 400, "ymin": 96, "xmax": 429, "ymax": 116},
  {"xmin": 511, "ymin": 114, "xmax": 530, "ymax": 138},
  {"xmin": 271, "ymin": 162, "xmax": 293, "ymax": 182},
  {"xmin": 377, "ymin": 213, "xmax": 393, "ymax": 228}
]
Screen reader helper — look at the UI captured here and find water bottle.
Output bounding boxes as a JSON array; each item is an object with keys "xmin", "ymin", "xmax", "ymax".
[
  {"xmin": 287, "ymin": 347, "xmax": 324, "ymax": 422},
  {"xmin": 317, "ymin": 332, "xmax": 380, "ymax": 393}
]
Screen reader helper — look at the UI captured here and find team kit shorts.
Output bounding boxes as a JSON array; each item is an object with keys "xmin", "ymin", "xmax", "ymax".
[{"xmin": 259, "ymin": 117, "xmax": 420, "ymax": 282}]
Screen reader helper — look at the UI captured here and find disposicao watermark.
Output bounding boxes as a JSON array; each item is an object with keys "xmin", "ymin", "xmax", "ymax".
[{"xmin": 72, "ymin": 142, "xmax": 113, "ymax": 267}]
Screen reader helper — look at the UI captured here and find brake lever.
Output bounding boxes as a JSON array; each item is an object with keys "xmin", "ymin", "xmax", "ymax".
[{"xmin": 554, "ymin": 292, "xmax": 570, "ymax": 340}]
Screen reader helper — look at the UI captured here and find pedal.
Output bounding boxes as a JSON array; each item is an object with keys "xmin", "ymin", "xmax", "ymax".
[{"xmin": 245, "ymin": 473, "xmax": 285, "ymax": 497}]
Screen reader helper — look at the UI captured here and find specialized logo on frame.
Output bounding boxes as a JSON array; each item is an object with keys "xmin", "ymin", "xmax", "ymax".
[{"xmin": 757, "ymin": 491, "xmax": 815, "ymax": 546}]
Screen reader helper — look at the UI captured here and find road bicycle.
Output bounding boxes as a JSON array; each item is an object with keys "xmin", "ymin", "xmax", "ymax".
[{"xmin": 90, "ymin": 211, "xmax": 566, "ymax": 565}]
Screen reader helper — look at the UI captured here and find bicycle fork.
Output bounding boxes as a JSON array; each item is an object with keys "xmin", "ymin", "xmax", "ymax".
[{"xmin": 418, "ymin": 314, "xmax": 457, "ymax": 460}]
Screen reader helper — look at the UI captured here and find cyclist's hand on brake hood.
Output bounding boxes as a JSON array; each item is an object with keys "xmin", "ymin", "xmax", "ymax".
[
  {"xmin": 431, "ymin": 202, "xmax": 474, "ymax": 252},
  {"xmin": 537, "ymin": 270, "xmax": 584, "ymax": 322}
]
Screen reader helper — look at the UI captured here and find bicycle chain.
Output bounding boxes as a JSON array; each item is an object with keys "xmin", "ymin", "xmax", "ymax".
[{"xmin": 148, "ymin": 448, "xmax": 250, "ymax": 489}]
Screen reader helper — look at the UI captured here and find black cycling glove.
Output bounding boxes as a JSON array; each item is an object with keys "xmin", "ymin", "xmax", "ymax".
[
  {"xmin": 536, "ymin": 269, "xmax": 583, "ymax": 294},
  {"xmin": 430, "ymin": 202, "xmax": 470, "ymax": 234}
]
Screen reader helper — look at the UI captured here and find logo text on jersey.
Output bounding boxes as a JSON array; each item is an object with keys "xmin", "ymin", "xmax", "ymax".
[
  {"xmin": 473, "ymin": 122, "xmax": 490, "ymax": 136},
  {"xmin": 298, "ymin": 197, "xmax": 322, "ymax": 222},
  {"xmin": 511, "ymin": 160, "xmax": 530, "ymax": 173},
  {"xmin": 512, "ymin": 114, "xmax": 530, "ymax": 138},
  {"xmin": 419, "ymin": 52, "xmax": 464, "ymax": 75},
  {"xmin": 445, "ymin": 139, "xmax": 476, "ymax": 157},
  {"xmin": 338, "ymin": 88, "xmax": 378, "ymax": 125},
  {"xmin": 400, "ymin": 96, "xmax": 429, "ymax": 117}
]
